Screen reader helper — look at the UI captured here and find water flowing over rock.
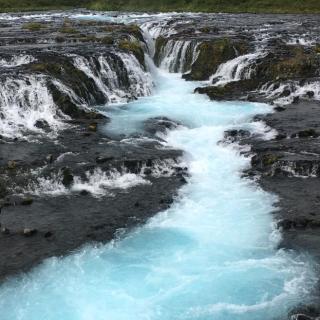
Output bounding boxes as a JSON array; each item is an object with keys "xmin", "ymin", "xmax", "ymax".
[{"xmin": 0, "ymin": 10, "xmax": 320, "ymax": 320}]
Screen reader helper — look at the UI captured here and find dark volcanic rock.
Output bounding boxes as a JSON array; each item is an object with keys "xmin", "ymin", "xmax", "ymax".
[
  {"xmin": 144, "ymin": 117, "xmax": 181, "ymax": 136},
  {"xmin": 241, "ymin": 101, "xmax": 320, "ymax": 317},
  {"xmin": 183, "ymin": 38, "xmax": 249, "ymax": 81},
  {"xmin": 195, "ymin": 80, "xmax": 260, "ymax": 101},
  {"xmin": 0, "ymin": 117, "xmax": 186, "ymax": 281}
]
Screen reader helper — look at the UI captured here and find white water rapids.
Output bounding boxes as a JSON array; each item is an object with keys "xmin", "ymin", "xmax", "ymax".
[{"xmin": 0, "ymin": 12, "xmax": 318, "ymax": 320}]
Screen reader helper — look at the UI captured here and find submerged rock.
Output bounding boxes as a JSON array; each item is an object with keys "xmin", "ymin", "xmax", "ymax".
[{"xmin": 22, "ymin": 228, "xmax": 38, "ymax": 237}]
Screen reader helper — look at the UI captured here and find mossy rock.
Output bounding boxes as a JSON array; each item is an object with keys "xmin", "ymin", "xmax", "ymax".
[
  {"xmin": 79, "ymin": 35, "xmax": 99, "ymax": 43},
  {"xmin": 254, "ymin": 46, "xmax": 320, "ymax": 81},
  {"xmin": 118, "ymin": 39, "xmax": 145, "ymax": 67},
  {"xmin": 30, "ymin": 62, "xmax": 62, "ymax": 75},
  {"xmin": 122, "ymin": 24, "xmax": 144, "ymax": 42},
  {"xmin": 22, "ymin": 22, "xmax": 45, "ymax": 31},
  {"xmin": 195, "ymin": 86, "xmax": 228, "ymax": 100},
  {"xmin": 262, "ymin": 154, "xmax": 279, "ymax": 166},
  {"xmin": 154, "ymin": 36, "xmax": 168, "ymax": 65},
  {"xmin": 101, "ymin": 36, "xmax": 114, "ymax": 45},
  {"xmin": 59, "ymin": 26, "xmax": 78, "ymax": 34},
  {"xmin": 195, "ymin": 80, "xmax": 260, "ymax": 101},
  {"xmin": 29, "ymin": 57, "xmax": 106, "ymax": 118},
  {"xmin": 183, "ymin": 38, "xmax": 249, "ymax": 81}
]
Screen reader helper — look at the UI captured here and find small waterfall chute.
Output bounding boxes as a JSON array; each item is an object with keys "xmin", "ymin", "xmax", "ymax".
[
  {"xmin": 209, "ymin": 51, "xmax": 268, "ymax": 85},
  {"xmin": 158, "ymin": 39, "xmax": 199, "ymax": 73},
  {"xmin": 0, "ymin": 75, "xmax": 69, "ymax": 139}
]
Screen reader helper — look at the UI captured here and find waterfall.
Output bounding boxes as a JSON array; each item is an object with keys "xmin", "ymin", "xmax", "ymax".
[
  {"xmin": 0, "ymin": 12, "xmax": 318, "ymax": 320},
  {"xmin": 72, "ymin": 54, "xmax": 124, "ymax": 104},
  {"xmin": 210, "ymin": 51, "xmax": 267, "ymax": 85},
  {"xmin": 72, "ymin": 53, "xmax": 153, "ymax": 104},
  {"xmin": 1, "ymin": 68, "xmax": 316, "ymax": 320},
  {"xmin": 261, "ymin": 80, "xmax": 320, "ymax": 105},
  {"xmin": 116, "ymin": 52, "xmax": 154, "ymax": 98},
  {"xmin": 140, "ymin": 20, "xmax": 178, "ymax": 40},
  {"xmin": 0, "ymin": 51, "xmax": 153, "ymax": 139},
  {"xmin": 51, "ymin": 79, "xmax": 88, "ymax": 109},
  {"xmin": 158, "ymin": 40, "xmax": 198, "ymax": 73},
  {"xmin": 0, "ymin": 75, "xmax": 68, "ymax": 140},
  {"xmin": 0, "ymin": 54, "xmax": 36, "ymax": 68}
]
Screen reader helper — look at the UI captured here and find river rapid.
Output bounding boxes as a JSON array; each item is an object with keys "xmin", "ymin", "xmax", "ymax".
[{"xmin": 0, "ymin": 12, "xmax": 318, "ymax": 320}]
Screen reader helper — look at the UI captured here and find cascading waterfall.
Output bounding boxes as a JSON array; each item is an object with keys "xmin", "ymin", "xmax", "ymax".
[
  {"xmin": 116, "ymin": 52, "xmax": 153, "ymax": 98},
  {"xmin": 0, "ymin": 75, "xmax": 69, "ymax": 139},
  {"xmin": 0, "ymin": 36, "xmax": 317, "ymax": 320},
  {"xmin": 0, "ymin": 54, "xmax": 36, "ymax": 68},
  {"xmin": 72, "ymin": 54, "xmax": 128, "ymax": 104},
  {"xmin": 0, "ymin": 14, "xmax": 317, "ymax": 320},
  {"xmin": 141, "ymin": 20, "xmax": 178, "ymax": 41},
  {"xmin": 0, "ymin": 51, "xmax": 153, "ymax": 139},
  {"xmin": 72, "ymin": 53, "xmax": 153, "ymax": 104},
  {"xmin": 209, "ymin": 51, "xmax": 267, "ymax": 85},
  {"xmin": 158, "ymin": 40, "xmax": 199, "ymax": 73},
  {"xmin": 261, "ymin": 80, "xmax": 320, "ymax": 105},
  {"xmin": 51, "ymin": 79, "xmax": 88, "ymax": 109}
]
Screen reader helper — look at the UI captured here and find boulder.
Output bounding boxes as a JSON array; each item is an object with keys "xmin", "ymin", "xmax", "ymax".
[
  {"xmin": 183, "ymin": 38, "xmax": 249, "ymax": 81},
  {"xmin": 22, "ymin": 228, "xmax": 38, "ymax": 237}
]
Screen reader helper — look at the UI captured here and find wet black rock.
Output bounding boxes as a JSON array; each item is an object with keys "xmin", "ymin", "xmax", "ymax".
[
  {"xmin": 224, "ymin": 129, "xmax": 251, "ymax": 143},
  {"xmin": 144, "ymin": 117, "xmax": 181, "ymax": 136},
  {"xmin": 183, "ymin": 38, "xmax": 249, "ymax": 81},
  {"xmin": 22, "ymin": 228, "xmax": 38, "ymax": 237},
  {"xmin": 62, "ymin": 168, "xmax": 74, "ymax": 187},
  {"xmin": 20, "ymin": 198, "xmax": 33, "ymax": 206},
  {"xmin": 34, "ymin": 119, "xmax": 50, "ymax": 130},
  {"xmin": 241, "ymin": 101, "xmax": 320, "ymax": 317}
]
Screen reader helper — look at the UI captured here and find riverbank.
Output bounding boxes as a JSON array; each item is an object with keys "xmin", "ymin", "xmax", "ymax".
[
  {"xmin": 1, "ymin": 0, "xmax": 320, "ymax": 14},
  {"xmin": 0, "ymin": 15, "xmax": 187, "ymax": 280}
]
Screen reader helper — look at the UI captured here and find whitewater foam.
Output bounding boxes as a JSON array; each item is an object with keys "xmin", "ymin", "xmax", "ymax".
[
  {"xmin": 0, "ymin": 14, "xmax": 317, "ymax": 320},
  {"xmin": 209, "ymin": 51, "xmax": 268, "ymax": 85},
  {"xmin": 0, "ymin": 54, "xmax": 36, "ymax": 68},
  {"xmin": 0, "ymin": 75, "xmax": 69, "ymax": 139}
]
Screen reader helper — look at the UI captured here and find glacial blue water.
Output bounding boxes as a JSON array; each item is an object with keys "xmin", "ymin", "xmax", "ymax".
[{"xmin": 0, "ymin": 64, "xmax": 316, "ymax": 319}]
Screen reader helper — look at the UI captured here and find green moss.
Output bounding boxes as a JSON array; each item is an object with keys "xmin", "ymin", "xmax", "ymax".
[
  {"xmin": 262, "ymin": 154, "xmax": 279, "ymax": 166},
  {"xmin": 199, "ymin": 27, "xmax": 211, "ymax": 33},
  {"xmin": 154, "ymin": 36, "xmax": 168, "ymax": 65},
  {"xmin": 30, "ymin": 63, "xmax": 62, "ymax": 75},
  {"xmin": 1, "ymin": 0, "xmax": 320, "ymax": 13},
  {"xmin": 185, "ymin": 38, "xmax": 248, "ymax": 81},
  {"xmin": 22, "ymin": 22, "xmax": 45, "ymax": 31},
  {"xmin": 101, "ymin": 36, "xmax": 114, "ymax": 45},
  {"xmin": 88, "ymin": 0, "xmax": 320, "ymax": 13},
  {"xmin": 118, "ymin": 39, "xmax": 145, "ymax": 66},
  {"xmin": 79, "ymin": 35, "xmax": 99, "ymax": 43},
  {"xmin": 59, "ymin": 26, "xmax": 78, "ymax": 34},
  {"xmin": 268, "ymin": 46, "xmax": 320, "ymax": 80}
]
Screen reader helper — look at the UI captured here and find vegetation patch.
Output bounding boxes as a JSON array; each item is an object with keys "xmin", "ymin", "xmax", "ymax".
[
  {"xmin": 88, "ymin": 0, "xmax": 320, "ymax": 13},
  {"xmin": 1, "ymin": 0, "xmax": 320, "ymax": 13},
  {"xmin": 59, "ymin": 26, "xmax": 78, "ymax": 34},
  {"xmin": 22, "ymin": 22, "xmax": 45, "ymax": 31},
  {"xmin": 184, "ymin": 38, "xmax": 248, "ymax": 81},
  {"xmin": 118, "ymin": 39, "xmax": 145, "ymax": 66}
]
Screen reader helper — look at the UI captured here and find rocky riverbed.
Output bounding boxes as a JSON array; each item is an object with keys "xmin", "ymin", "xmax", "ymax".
[
  {"xmin": 145, "ymin": 11, "xmax": 320, "ymax": 318},
  {"xmin": 0, "ymin": 13, "xmax": 188, "ymax": 280},
  {"xmin": 1, "ymin": 10, "xmax": 320, "ymax": 319}
]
